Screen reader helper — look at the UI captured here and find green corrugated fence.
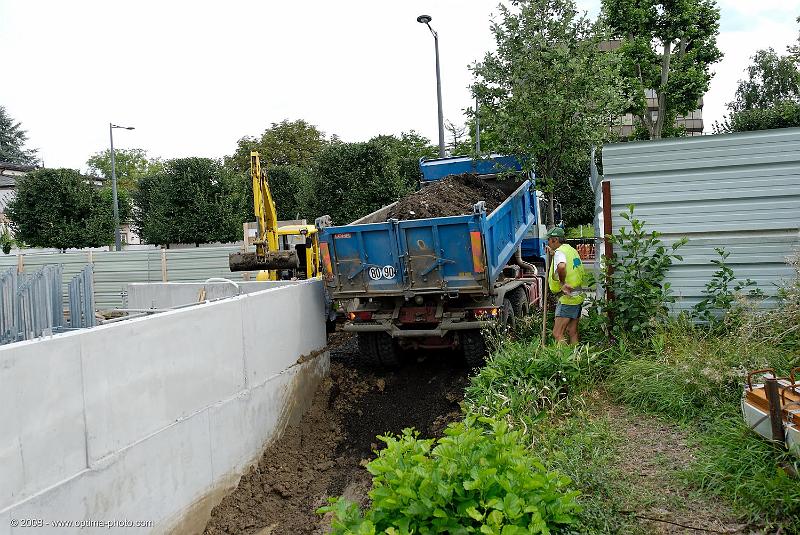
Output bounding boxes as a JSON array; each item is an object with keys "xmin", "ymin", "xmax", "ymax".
[{"xmin": 0, "ymin": 246, "xmax": 251, "ymax": 310}]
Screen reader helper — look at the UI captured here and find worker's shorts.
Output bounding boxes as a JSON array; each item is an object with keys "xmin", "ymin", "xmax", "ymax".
[{"xmin": 555, "ymin": 303, "xmax": 582, "ymax": 319}]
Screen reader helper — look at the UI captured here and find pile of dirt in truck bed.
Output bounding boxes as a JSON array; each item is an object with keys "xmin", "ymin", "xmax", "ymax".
[
  {"xmin": 203, "ymin": 335, "xmax": 469, "ymax": 535},
  {"xmin": 384, "ymin": 173, "xmax": 508, "ymax": 221}
]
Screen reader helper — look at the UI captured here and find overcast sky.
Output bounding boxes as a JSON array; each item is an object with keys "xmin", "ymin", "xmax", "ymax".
[{"xmin": 1, "ymin": 0, "xmax": 799, "ymax": 170}]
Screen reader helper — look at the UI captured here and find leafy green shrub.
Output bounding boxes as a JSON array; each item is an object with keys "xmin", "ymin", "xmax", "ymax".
[
  {"xmin": 686, "ymin": 417, "xmax": 800, "ymax": 532},
  {"xmin": 0, "ymin": 225, "xmax": 13, "ymax": 254},
  {"xmin": 320, "ymin": 416, "xmax": 581, "ymax": 534},
  {"xmin": 600, "ymin": 205, "xmax": 686, "ymax": 339},
  {"xmin": 690, "ymin": 247, "xmax": 761, "ymax": 327},
  {"xmin": 465, "ymin": 340, "xmax": 610, "ymax": 433}
]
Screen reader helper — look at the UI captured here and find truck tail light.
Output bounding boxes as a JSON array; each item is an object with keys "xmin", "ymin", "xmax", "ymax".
[
  {"xmin": 348, "ymin": 311, "xmax": 374, "ymax": 321},
  {"xmin": 320, "ymin": 242, "xmax": 333, "ymax": 278},
  {"xmin": 470, "ymin": 231, "xmax": 485, "ymax": 273},
  {"xmin": 471, "ymin": 307, "xmax": 499, "ymax": 319}
]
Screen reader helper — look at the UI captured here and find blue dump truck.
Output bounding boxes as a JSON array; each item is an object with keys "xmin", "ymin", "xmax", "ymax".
[{"xmin": 317, "ymin": 155, "xmax": 548, "ymax": 367}]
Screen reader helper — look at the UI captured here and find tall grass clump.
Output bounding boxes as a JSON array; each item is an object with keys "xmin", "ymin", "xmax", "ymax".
[
  {"xmin": 608, "ymin": 321, "xmax": 795, "ymax": 421},
  {"xmin": 686, "ymin": 417, "xmax": 800, "ymax": 533},
  {"xmin": 465, "ymin": 339, "xmax": 610, "ymax": 434},
  {"xmin": 736, "ymin": 254, "xmax": 800, "ymax": 353}
]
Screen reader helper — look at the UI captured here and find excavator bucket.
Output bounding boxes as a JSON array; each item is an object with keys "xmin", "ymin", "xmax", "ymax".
[{"xmin": 229, "ymin": 250, "xmax": 300, "ymax": 272}]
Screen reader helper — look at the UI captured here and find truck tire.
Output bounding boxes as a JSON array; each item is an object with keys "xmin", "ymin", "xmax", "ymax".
[
  {"xmin": 462, "ymin": 330, "xmax": 487, "ymax": 368},
  {"xmin": 357, "ymin": 332, "xmax": 400, "ymax": 368},
  {"xmin": 501, "ymin": 298, "xmax": 516, "ymax": 332},
  {"xmin": 509, "ymin": 287, "xmax": 529, "ymax": 318}
]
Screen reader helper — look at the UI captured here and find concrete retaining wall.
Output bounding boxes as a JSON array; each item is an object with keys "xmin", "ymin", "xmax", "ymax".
[
  {"xmin": 0, "ymin": 279, "xmax": 329, "ymax": 535},
  {"xmin": 125, "ymin": 281, "xmax": 293, "ymax": 309}
]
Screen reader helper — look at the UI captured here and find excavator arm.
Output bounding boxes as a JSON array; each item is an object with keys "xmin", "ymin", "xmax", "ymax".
[
  {"xmin": 251, "ymin": 152, "xmax": 279, "ymax": 267},
  {"xmin": 229, "ymin": 152, "xmax": 299, "ymax": 277}
]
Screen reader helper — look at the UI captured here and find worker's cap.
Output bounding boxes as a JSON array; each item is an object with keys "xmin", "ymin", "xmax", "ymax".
[{"xmin": 545, "ymin": 227, "xmax": 565, "ymax": 239}]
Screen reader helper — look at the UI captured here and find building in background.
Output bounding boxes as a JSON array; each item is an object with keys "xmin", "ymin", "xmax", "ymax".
[
  {"xmin": 615, "ymin": 90, "xmax": 704, "ymax": 138},
  {"xmin": 600, "ymin": 40, "xmax": 705, "ymax": 138},
  {"xmin": 0, "ymin": 161, "xmax": 37, "ymax": 228}
]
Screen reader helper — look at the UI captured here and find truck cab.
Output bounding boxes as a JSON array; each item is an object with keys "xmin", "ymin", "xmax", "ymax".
[{"xmin": 419, "ymin": 154, "xmax": 553, "ymax": 265}]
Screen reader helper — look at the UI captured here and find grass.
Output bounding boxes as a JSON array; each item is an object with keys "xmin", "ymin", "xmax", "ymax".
[
  {"xmin": 532, "ymin": 411, "xmax": 644, "ymax": 534},
  {"xmin": 464, "ymin": 334, "xmax": 611, "ymax": 434},
  {"xmin": 465, "ymin": 298, "xmax": 800, "ymax": 532},
  {"xmin": 604, "ymin": 319, "xmax": 800, "ymax": 532},
  {"xmin": 686, "ymin": 416, "xmax": 800, "ymax": 531}
]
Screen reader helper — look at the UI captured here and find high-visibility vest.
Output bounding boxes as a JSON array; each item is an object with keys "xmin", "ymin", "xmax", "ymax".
[{"xmin": 548, "ymin": 243, "xmax": 586, "ymax": 305}]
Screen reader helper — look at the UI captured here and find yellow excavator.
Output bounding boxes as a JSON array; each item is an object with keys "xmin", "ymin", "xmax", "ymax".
[{"xmin": 229, "ymin": 151, "xmax": 321, "ymax": 280}]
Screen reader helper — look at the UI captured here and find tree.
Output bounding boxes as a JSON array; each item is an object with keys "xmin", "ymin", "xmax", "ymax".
[
  {"xmin": 729, "ymin": 49, "xmax": 800, "ymax": 112},
  {"xmin": 132, "ymin": 158, "xmax": 243, "ymax": 246},
  {"xmin": 86, "ymin": 148, "xmax": 163, "ymax": 190},
  {"xmin": 444, "ymin": 121, "xmax": 470, "ymax": 155},
  {"xmin": 554, "ymin": 161, "xmax": 595, "ymax": 228},
  {"xmin": 225, "ymin": 119, "xmax": 328, "ymax": 173},
  {"xmin": 0, "ymin": 106, "xmax": 38, "ymax": 165},
  {"xmin": 369, "ymin": 131, "xmax": 438, "ymax": 190},
  {"xmin": 308, "ymin": 141, "xmax": 409, "ymax": 225},
  {"xmin": 603, "ymin": 0, "xmax": 722, "ymax": 139},
  {"xmin": 472, "ymin": 0, "xmax": 623, "ymax": 225},
  {"xmin": 715, "ymin": 101, "xmax": 800, "ymax": 133},
  {"xmin": 5, "ymin": 169, "xmax": 126, "ymax": 250},
  {"xmin": 714, "ymin": 38, "xmax": 800, "ymax": 133},
  {"xmin": 787, "ymin": 16, "xmax": 800, "ymax": 63},
  {"xmin": 234, "ymin": 164, "xmax": 313, "ymax": 224}
]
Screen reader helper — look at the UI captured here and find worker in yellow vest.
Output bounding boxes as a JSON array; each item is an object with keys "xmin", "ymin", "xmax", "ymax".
[{"xmin": 546, "ymin": 227, "xmax": 586, "ymax": 344}]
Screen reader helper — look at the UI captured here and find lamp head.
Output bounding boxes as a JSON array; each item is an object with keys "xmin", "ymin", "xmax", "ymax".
[{"xmin": 416, "ymin": 14, "xmax": 432, "ymax": 24}]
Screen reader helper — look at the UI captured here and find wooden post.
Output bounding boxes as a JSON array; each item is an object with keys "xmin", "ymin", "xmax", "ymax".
[
  {"xmin": 602, "ymin": 180, "xmax": 614, "ymax": 299},
  {"xmin": 242, "ymin": 222, "xmax": 249, "ymax": 251},
  {"xmin": 601, "ymin": 180, "xmax": 615, "ymax": 335},
  {"xmin": 87, "ymin": 250, "xmax": 95, "ymax": 289},
  {"xmin": 17, "ymin": 253, "xmax": 23, "ymax": 274},
  {"xmin": 765, "ymin": 377, "xmax": 786, "ymax": 444},
  {"xmin": 541, "ymin": 251, "xmax": 550, "ymax": 345},
  {"xmin": 161, "ymin": 248, "xmax": 168, "ymax": 282}
]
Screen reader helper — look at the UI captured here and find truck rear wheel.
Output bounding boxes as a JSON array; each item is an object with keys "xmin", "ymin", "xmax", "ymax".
[
  {"xmin": 462, "ymin": 330, "xmax": 487, "ymax": 368},
  {"xmin": 357, "ymin": 332, "xmax": 400, "ymax": 368},
  {"xmin": 501, "ymin": 298, "xmax": 516, "ymax": 332},
  {"xmin": 509, "ymin": 288, "xmax": 530, "ymax": 318}
]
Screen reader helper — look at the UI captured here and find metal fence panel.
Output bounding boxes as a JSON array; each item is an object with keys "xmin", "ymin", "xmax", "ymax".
[
  {"xmin": 13, "ymin": 264, "xmax": 63, "ymax": 342},
  {"xmin": 0, "ymin": 245, "xmax": 254, "ymax": 310},
  {"xmin": 0, "ymin": 267, "xmax": 17, "ymax": 344},
  {"xmin": 601, "ymin": 128, "xmax": 800, "ymax": 312},
  {"xmin": 68, "ymin": 265, "xmax": 95, "ymax": 328}
]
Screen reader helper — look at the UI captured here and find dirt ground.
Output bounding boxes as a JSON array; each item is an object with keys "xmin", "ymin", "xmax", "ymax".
[
  {"xmin": 595, "ymin": 397, "xmax": 748, "ymax": 534},
  {"xmin": 203, "ymin": 334, "xmax": 469, "ymax": 535},
  {"xmin": 384, "ymin": 174, "xmax": 508, "ymax": 221}
]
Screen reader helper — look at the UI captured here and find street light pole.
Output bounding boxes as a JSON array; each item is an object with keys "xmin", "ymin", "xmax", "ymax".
[
  {"xmin": 109, "ymin": 123, "xmax": 134, "ymax": 252},
  {"xmin": 417, "ymin": 15, "xmax": 445, "ymax": 158}
]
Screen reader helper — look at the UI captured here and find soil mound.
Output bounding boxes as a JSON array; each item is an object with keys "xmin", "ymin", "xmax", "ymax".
[
  {"xmin": 203, "ymin": 336, "xmax": 468, "ymax": 535},
  {"xmin": 384, "ymin": 174, "xmax": 507, "ymax": 221}
]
